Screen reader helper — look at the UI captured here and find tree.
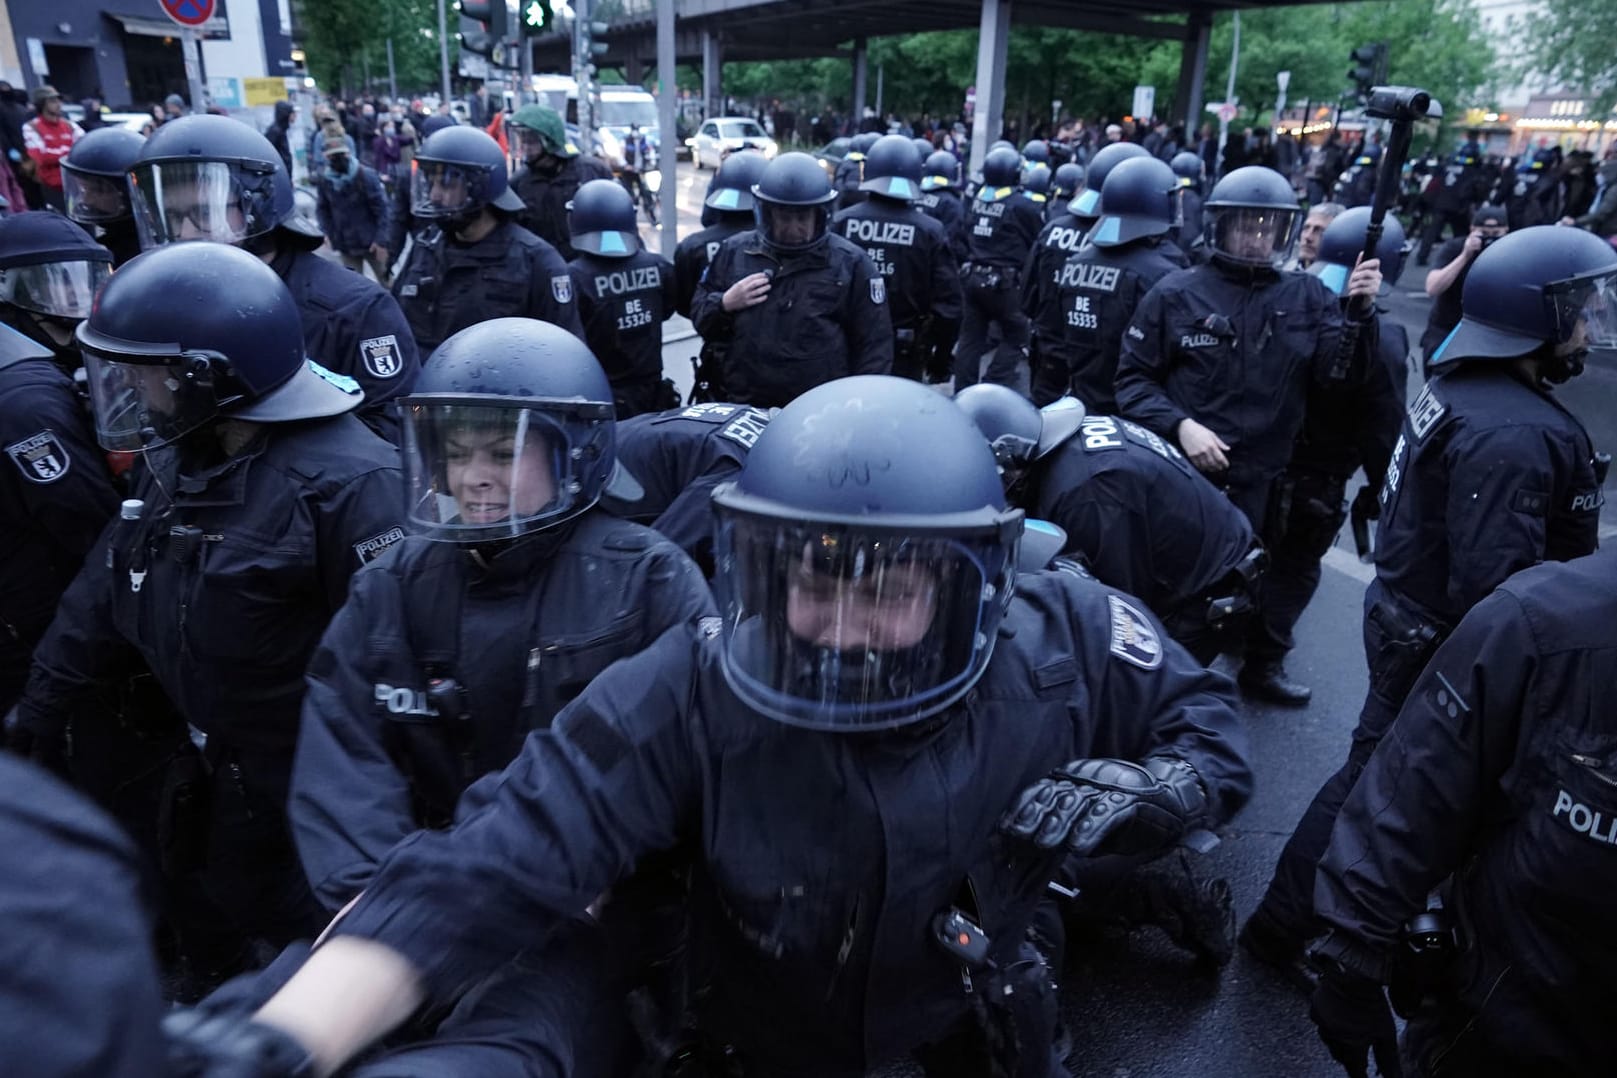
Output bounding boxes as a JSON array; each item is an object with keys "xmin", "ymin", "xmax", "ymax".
[
  {"xmin": 297, "ymin": 0, "xmax": 456, "ymax": 98},
  {"xmin": 1523, "ymin": 0, "xmax": 1617, "ymax": 113}
]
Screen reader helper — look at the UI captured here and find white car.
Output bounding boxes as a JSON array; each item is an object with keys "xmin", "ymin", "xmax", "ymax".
[{"xmin": 689, "ymin": 117, "xmax": 778, "ymax": 170}]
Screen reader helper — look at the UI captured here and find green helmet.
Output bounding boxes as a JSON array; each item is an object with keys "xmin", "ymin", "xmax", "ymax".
[{"xmin": 510, "ymin": 105, "xmax": 575, "ymax": 158}]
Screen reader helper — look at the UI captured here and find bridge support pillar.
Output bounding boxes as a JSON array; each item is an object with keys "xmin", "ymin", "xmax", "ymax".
[
  {"xmin": 702, "ymin": 30, "xmax": 723, "ymax": 120},
  {"xmin": 852, "ymin": 37, "xmax": 868, "ymax": 133},
  {"xmin": 1176, "ymin": 11, "xmax": 1212, "ymax": 141},
  {"xmin": 968, "ymin": 0, "xmax": 1012, "ymax": 177}
]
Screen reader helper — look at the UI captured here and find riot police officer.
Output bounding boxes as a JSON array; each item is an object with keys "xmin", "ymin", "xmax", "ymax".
[
  {"xmin": 0, "ymin": 755, "xmax": 168, "ymax": 1077},
  {"xmin": 691, "ymin": 152, "xmax": 892, "ymax": 407},
  {"xmin": 1331, "ymin": 140, "xmax": 1381, "ymax": 209},
  {"xmin": 911, "ymin": 136, "xmax": 935, "ymax": 164},
  {"xmin": 1251, "ymin": 209, "xmax": 1410, "ymax": 719},
  {"xmin": 1022, "ymin": 142, "xmax": 1147, "ymax": 394},
  {"xmin": 293, "ymin": 317, "xmax": 710, "ymax": 910},
  {"xmin": 60, "ymin": 126, "xmax": 145, "ymax": 265},
  {"xmin": 1169, "ymin": 151, "xmax": 1206, "ymax": 254},
  {"xmin": 955, "ymin": 387, "xmax": 1259, "ymax": 666},
  {"xmin": 1242, "ymin": 225, "xmax": 1614, "ymax": 985},
  {"xmin": 831, "ymin": 135, "xmax": 962, "ymax": 382},
  {"xmin": 1114, "ymin": 165, "xmax": 1383, "ymax": 704},
  {"xmin": 917, "ymin": 149, "xmax": 969, "ymax": 266},
  {"xmin": 1028, "ymin": 156, "xmax": 1188, "ymax": 409},
  {"xmin": 0, "ymin": 215, "xmax": 120, "ymax": 711},
  {"xmin": 508, "ymin": 105, "xmax": 614, "ymax": 261},
  {"xmin": 566, "ymin": 180, "xmax": 677, "ymax": 417},
  {"xmin": 1415, "ymin": 132, "xmax": 1487, "ymax": 265},
  {"xmin": 9, "ymin": 243, "xmax": 405, "ymax": 977},
  {"xmin": 1502, "ymin": 148, "xmax": 1560, "ymax": 229},
  {"xmin": 603, "ymin": 401, "xmax": 771, "ymax": 574},
  {"xmin": 832, "ymin": 131, "xmax": 879, "ymax": 211},
  {"xmin": 130, "ymin": 115, "xmax": 419, "ymax": 443},
  {"xmin": 1049, "ymin": 162, "xmax": 1086, "ymax": 220},
  {"xmin": 392, "ymin": 126, "xmax": 584, "ymax": 356},
  {"xmin": 175, "ymin": 375, "xmax": 1252, "ymax": 1078},
  {"xmin": 1309, "ymin": 548, "xmax": 1617, "ymax": 1077},
  {"xmin": 0, "ymin": 210, "xmax": 111, "ymax": 365},
  {"xmin": 956, "ymin": 145, "xmax": 1045, "ymax": 392},
  {"xmin": 675, "ymin": 151, "xmax": 767, "ymax": 403}
]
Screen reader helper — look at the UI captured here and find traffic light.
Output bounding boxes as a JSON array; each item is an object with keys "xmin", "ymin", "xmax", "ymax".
[
  {"xmin": 577, "ymin": 18, "xmax": 609, "ymax": 75},
  {"xmin": 521, "ymin": 0, "xmax": 554, "ymax": 36},
  {"xmin": 458, "ymin": 0, "xmax": 508, "ymax": 57},
  {"xmin": 1348, "ymin": 43, "xmax": 1388, "ymax": 101}
]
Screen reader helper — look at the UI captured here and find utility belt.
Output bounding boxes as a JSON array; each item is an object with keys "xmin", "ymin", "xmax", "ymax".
[
  {"xmin": 1389, "ymin": 902, "xmax": 1459, "ymax": 1019},
  {"xmin": 1198, "ymin": 542, "xmax": 1269, "ymax": 627},
  {"xmin": 1366, "ymin": 593, "xmax": 1449, "ymax": 708}
]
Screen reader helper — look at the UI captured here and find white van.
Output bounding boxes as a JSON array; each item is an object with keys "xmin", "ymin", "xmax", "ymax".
[{"xmin": 529, "ymin": 74, "xmax": 659, "ymax": 172}]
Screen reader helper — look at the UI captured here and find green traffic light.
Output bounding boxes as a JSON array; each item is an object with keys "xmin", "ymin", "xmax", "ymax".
[{"xmin": 524, "ymin": 0, "xmax": 548, "ymax": 28}]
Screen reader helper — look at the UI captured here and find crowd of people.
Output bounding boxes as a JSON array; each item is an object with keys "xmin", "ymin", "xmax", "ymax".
[{"xmin": 0, "ymin": 77, "xmax": 1615, "ymax": 1078}]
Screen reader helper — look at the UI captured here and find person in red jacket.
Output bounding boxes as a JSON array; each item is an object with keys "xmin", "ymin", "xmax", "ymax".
[{"xmin": 22, "ymin": 86, "xmax": 81, "ymax": 211}]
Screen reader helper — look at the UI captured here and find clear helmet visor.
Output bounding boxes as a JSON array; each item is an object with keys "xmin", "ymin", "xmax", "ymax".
[
  {"xmin": 0, "ymin": 260, "xmax": 110, "ymax": 319},
  {"xmin": 130, "ymin": 160, "xmax": 278, "ymax": 248},
  {"xmin": 754, "ymin": 201, "xmax": 829, "ymax": 252},
  {"xmin": 712, "ymin": 509, "xmax": 1014, "ymax": 731},
  {"xmin": 1204, "ymin": 205, "xmax": 1302, "ymax": 268},
  {"xmin": 401, "ymin": 400, "xmax": 613, "ymax": 543},
  {"xmin": 62, "ymin": 168, "xmax": 132, "ymax": 224},
  {"xmin": 80, "ymin": 347, "xmax": 222, "ymax": 452},
  {"xmin": 1550, "ymin": 269, "xmax": 1617, "ymax": 351},
  {"xmin": 411, "ymin": 161, "xmax": 490, "ymax": 219}
]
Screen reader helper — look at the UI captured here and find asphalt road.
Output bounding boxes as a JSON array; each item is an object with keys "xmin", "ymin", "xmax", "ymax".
[{"xmin": 637, "ymin": 192, "xmax": 1615, "ymax": 1077}]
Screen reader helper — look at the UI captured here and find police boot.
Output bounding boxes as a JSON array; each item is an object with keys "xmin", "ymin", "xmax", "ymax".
[
  {"xmin": 1113, "ymin": 850, "xmax": 1236, "ymax": 968},
  {"xmin": 1238, "ymin": 907, "xmax": 1319, "ymax": 995},
  {"xmin": 1238, "ymin": 660, "xmax": 1312, "ymax": 706}
]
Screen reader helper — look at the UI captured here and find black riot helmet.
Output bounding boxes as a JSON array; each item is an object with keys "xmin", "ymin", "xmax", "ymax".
[
  {"xmin": 130, "ymin": 114, "xmax": 320, "ymax": 252},
  {"xmin": 954, "ymin": 384, "xmax": 1087, "ymax": 495},
  {"xmin": 1068, "ymin": 141, "xmax": 1149, "ymax": 218},
  {"xmin": 568, "ymin": 178, "xmax": 639, "ymax": 258},
  {"xmin": 401, "ymin": 318, "xmax": 642, "ymax": 545},
  {"xmin": 1022, "ymin": 163, "xmax": 1052, "ymax": 198},
  {"xmin": 911, "ymin": 136, "xmax": 935, "ymax": 162},
  {"xmin": 860, "ymin": 134, "xmax": 925, "ymax": 201},
  {"xmin": 752, "ymin": 151, "xmax": 838, "ymax": 253},
  {"xmin": 62, "ymin": 127, "xmax": 146, "ymax": 226},
  {"xmin": 1169, "ymin": 151, "xmax": 1206, "ymax": 194},
  {"xmin": 981, "ymin": 146, "xmax": 1024, "ymax": 189},
  {"xmin": 412, "ymin": 126, "xmax": 527, "ymax": 230},
  {"xmin": 1022, "ymin": 139, "xmax": 1050, "ymax": 167},
  {"xmin": 921, "ymin": 150, "xmax": 962, "ymax": 192},
  {"xmin": 848, "ymin": 132, "xmax": 881, "ymax": 160},
  {"xmin": 1429, "ymin": 225, "xmax": 1617, "ymax": 380},
  {"xmin": 989, "ymin": 140, "xmax": 1016, "ymax": 154},
  {"xmin": 76, "ymin": 243, "xmax": 362, "ymax": 452},
  {"xmin": 711, "ymin": 375, "xmax": 1023, "ymax": 732},
  {"xmin": 1201, "ymin": 165, "xmax": 1303, "ymax": 270},
  {"xmin": 1051, "ymin": 162, "xmax": 1086, "ymax": 201},
  {"xmin": 0, "ymin": 211, "xmax": 113, "ymax": 359},
  {"xmin": 1308, "ymin": 206, "xmax": 1406, "ymax": 296},
  {"xmin": 705, "ymin": 149, "xmax": 767, "ymax": 216},
  {"xmin": 1089, "ymin": 156, "xmax": 1181, "ymax": 248}
]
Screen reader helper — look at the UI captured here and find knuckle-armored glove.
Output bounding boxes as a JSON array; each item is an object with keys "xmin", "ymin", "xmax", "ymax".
[
  {"xmin": 999, "ymin": 756, "xmax": 1208, "ymax": 859},
  {"xmin": 164, "ymin": 1009, "xmax": 315, "ymax": 1078}
]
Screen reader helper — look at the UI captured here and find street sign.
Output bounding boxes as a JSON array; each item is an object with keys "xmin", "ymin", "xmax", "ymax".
[
  {"xmin": 1132, "ymin": 85, "xmax": 1155, "ymax": 122},
  {"xmin": 1218, "ymin": 102, "xmax": 1238, "ymax": 123},
  {"xmin": 159, "ymin": 0, "xmax": 216, "ymax": 29}
]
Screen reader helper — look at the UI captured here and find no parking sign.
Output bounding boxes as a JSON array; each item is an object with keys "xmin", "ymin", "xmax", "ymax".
[{"xmin": 159, "ymin": 0, "xmax": 216, "ymax": 29}]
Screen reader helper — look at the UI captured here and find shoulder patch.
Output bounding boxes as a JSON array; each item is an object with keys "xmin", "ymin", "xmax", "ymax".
[
  {"xmin": 354, "ymin": 526, "xmax": 406, "ymax": 566},
  {"xmin": 552, "ymin": 274, "xmax": 574, "ymax": 304},
  {"xmin": 869, "ymin": 277, "xmax": 887, "ymax": 305},
  {"xmin": 1107, "ymin": 595, "xmax": 1163, "ymax": 670},
  {"xmin": 360, "ymin": 334, "xmax": 406, "ymax": 379},
  {"xmin": 1407, "ymin": 383, "xmax": 1448, "ymax": 442},
  {"xmin": 6, "ymin": 430, "xmax": 70, "ymax": 484}
]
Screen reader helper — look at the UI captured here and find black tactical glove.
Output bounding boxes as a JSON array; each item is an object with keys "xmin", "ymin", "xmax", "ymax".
[
  {"xmin": 999, "ymin": 756, "xmax": 1208, "ymax": 858},
  {"xmin": 1350, "ymin": 484, "xmax": 1381, "ymax": 523},
  {"xmin": 1, "ymin": 704, "xmax": 69, "ymax": 778},
  {"xmin": 164, "ymin": 1009, "xmax": 315, "ymax": 1078},
  {"xmin": 1309, "ymin": 968, "xmax": 1403, "ymax": 1078}
]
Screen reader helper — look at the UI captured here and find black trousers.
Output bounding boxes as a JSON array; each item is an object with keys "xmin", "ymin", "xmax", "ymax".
[
  {"xmin": 955, "ymin": 274, "xmax": 1030, "ymax": 394},
  {"xmin": 1246, "ymin": 468, "xmax": 1348, "ymax": 666}
]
